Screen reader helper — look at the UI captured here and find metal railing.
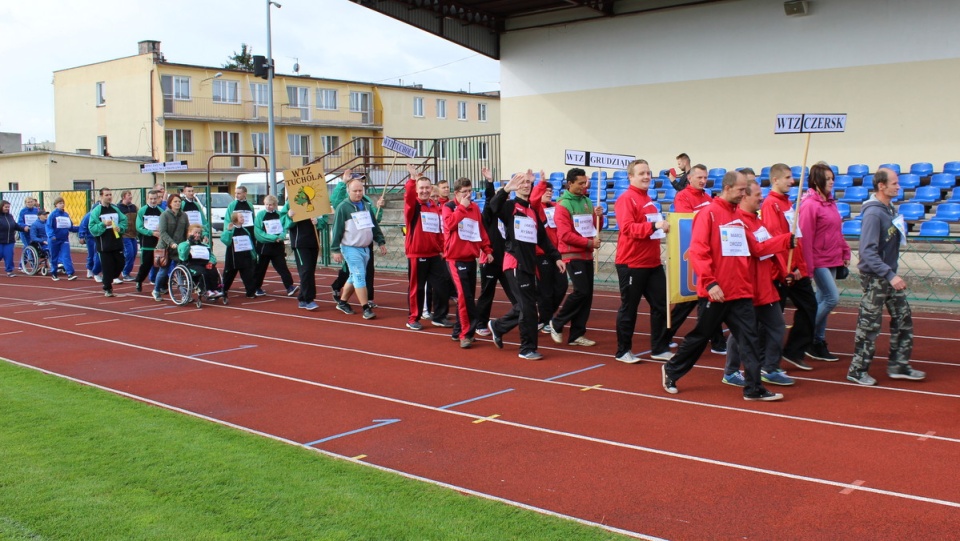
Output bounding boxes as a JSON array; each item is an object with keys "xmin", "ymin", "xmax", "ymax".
[{"xmin": 162, "ymin": 96, "xmax": 381, "ymax": 128}]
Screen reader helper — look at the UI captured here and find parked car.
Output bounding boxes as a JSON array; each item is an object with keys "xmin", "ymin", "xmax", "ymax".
[{"xmin": 195, "ymin": 192, "xmax": 233, "ymax": 232}]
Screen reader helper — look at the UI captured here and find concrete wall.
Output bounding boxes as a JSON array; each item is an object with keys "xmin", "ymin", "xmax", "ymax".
[{"xmin": 499, "ymin": 0, "xmax": 960, "ymax": 175}]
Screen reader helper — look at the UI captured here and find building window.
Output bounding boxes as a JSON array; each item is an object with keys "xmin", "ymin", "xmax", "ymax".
[
  {"xmin": 250, "ymin": 83, "xmax": 268, "ymax": 106},
  {"xmin": 173, "ymin": 76, "xmax": 191, "ymax": 100},
  {"xmin": 289, "ymin": 134, "xmax": 310, "ymax": 165},
  {"xmin": 478, "ymin": 103, "xmax": 487, "ymax": 122},
  {"xmin": 413, "ymin": 97, "xmax": 424, "ymax": 118},
  {"xmin": 96, "ymin": 82, "xmax": 105, "ymax": 106},
  {"xmin": 165, "ymin": 129, "xmax": 192, "ymax": 154},
  {"xmin": 458, "ymin": 141, "xmax": 469, "ymax": 160},
  {"xmin": 478, "ymin": 141, "xmax": 489, "ymax": 161},
  {"xmin": 73, "ymin": 180, "xmax": 94, "ymax": 191},
  {"xmin": 214, "ymin": 131, "xmax": 241, "ymax": 167},
  {"xmin": 414, "ymin": 140, "xmax": 426, "ymax": 158},
  {"xmin": 97, "ymin": 136, "xmax": 108, "ymax": 156},
  {"xmin": 321, "ymin": 135, "xmax": 341, "ymax": 156},
  {"xmin": 212, "ymin": 80, "xmax": 239, "ymax": 104},
  {"xmin": 316, "ymin": 89, "xmax": 337, "ymax": 110},
  {"xmin": 353, "ymin": 138, "xmax": 370, "ymax": 159},
  {"xmin": 435, "ymin": 140, "xmax": 447, "ymax": 160},
  {"xmin": 251, "ymin": 133, "xmax": 269, "ymax": 155},
  {"xmin": 436, "ymin": 99, "xmax": 446, "ymax": 119},
  {"xmin": 458, "ymin": 101, "xmax": 467, "ymax": 121},
  {"xmin": 286, "ymin": 86, "xmax": 310, "ymax": 121},
  {"xmin": 8, "ymin": 182, "xmax": 19, "ymax": 191},
  {"xmin": 350, "ymin": 91, "xmax": 372, "ymax": 124}
]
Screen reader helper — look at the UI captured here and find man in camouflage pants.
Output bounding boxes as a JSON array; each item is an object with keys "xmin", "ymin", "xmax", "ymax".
[{"xmin": 847, "ymin": 169, "xmax": 925, "ymax": 386}]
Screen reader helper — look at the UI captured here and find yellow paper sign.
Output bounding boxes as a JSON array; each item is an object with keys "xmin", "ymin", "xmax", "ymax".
[{"xmin": 282, "ymin": 164, "xmax": 331, "ymax": 222}]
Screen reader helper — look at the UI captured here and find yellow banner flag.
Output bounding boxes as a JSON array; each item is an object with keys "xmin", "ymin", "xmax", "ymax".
[
  {"xmin": 282, "ymin": 164, "xmax": 331, "ymax": 222},
  {"xmin": 666, "ymin": 212, "xmax": 699, "ymax": 304}
]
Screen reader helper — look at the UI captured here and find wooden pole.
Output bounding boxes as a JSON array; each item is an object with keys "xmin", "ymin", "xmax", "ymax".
[
  {"xmin": 594, "ymin": 168, "xmax": 602, "ymax": 273},
  {"xmin": 786, "ymin": 133, "xmax": 812, "ymax": 272}
]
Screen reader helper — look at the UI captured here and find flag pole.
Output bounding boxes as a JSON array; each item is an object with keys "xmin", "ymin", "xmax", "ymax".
[{"xmin": 786, "ymin": 133, "xmax": 811, "ymax": 272}]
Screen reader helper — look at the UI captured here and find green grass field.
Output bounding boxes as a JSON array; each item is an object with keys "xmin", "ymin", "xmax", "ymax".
[{"xmin": 0, "ymin": 360, "xmax": 626, "ymax": 540}]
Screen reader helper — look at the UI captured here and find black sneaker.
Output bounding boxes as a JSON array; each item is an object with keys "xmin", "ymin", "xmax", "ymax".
[
  {"xmin": 806, "ymin": 341, "xmax": 839, "ymax": 362},
  {"xmin": 255, "ymin": 289, "xmax": 266, "ymax": 297},
  {"xmin": 362, "ymin": 305, "xmax": 376, "ymax": 320},
  {"xmin": 332, "ymin": 288, "xmax": 341, "ymax": 302},
  {"xmin": 744, "ymin": 389, "xmax": 785, "ymax": 402},
  {"xmin": 488, "ymin": 319, "xmax": 503, "ymax": 349},
  {"xmin": 661, "ymin": 364, "xmax": 678, "ymax": 394},
  {"xmin": 432, "ymin": 319, "xmax": 454, "ymax": 328},
  {"xmin": 782, "ymin": 355, "xmax": 813, "ymax": 371},
  {"xmin": 336, "ymin": 301, "xmax": 354, "ymax": 315},
  {"xmin": 710, "ymin": 343, "xmax": 727, "ymax": 355},
  {"xmin": 286, "ymin": 285, "xmax": 300, "ymax": 297},
  {"xmin": 135, "ymin": 281, "xmax": 142, "ymax": 292}
]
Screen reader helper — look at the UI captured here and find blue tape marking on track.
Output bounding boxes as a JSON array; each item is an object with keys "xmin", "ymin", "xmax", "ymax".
[
  {"xmin": 544, "ymin": 364, "xmax": 605, "ymax": 382},
  {"xmin": 438, "ymin": 388, "xmax": 515, "ymax": 410},
  {"xmin": 304, "ymin": 419, "xmax": 401, "ymax": 447}
]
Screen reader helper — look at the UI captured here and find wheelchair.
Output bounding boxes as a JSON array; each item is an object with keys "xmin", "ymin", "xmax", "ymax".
[
  {"xmin": 167, "ymin": 263, "xmax": 228, "ymax": 308},
  {"xmin": 20, "ymin": 244, "xmax": 51, "ymax": 276}
]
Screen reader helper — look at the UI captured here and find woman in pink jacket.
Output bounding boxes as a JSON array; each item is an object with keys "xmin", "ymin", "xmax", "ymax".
[{"xmin": 798, "ymin": 163, "xmax": 851, "ymax": 362}]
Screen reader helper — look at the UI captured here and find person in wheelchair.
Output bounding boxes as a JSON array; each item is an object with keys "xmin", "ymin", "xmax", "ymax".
[
  {"xmin": 28, "ymin": 210, "xmax": 51, "ymax": 257},
  {"xmin": 176, "ymin": 224, "xmax": 223, "ymax": 299}
]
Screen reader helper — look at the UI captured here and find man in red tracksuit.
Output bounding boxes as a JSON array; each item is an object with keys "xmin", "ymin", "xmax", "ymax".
[
  {"xmin": 614, "ymin": 159, "xmax": 671, "ymax": 364},
  {"xmin": 662, "ymin": 170, "xmax": 791, "ymax": 401},
  {"xmin": 667, "ymin": 163, "xmax": 728, "ymax": 355},
  {"xmin": 549, "ymin": 167, "xmax": 605, "ymax": 347},
  {"xmin": 530, "ymin": 175, "xmax": 567, "ymax": 334},
  {"xmin": 404, "ymin": 163, "xmax": 450, "ymax": 330},
  {"xmin": 487, "ymin": 170, "xmax": 565, "ymax": 361},
  {"xmin": 761, "ymin": 163, "xmax": 818, "ymax": 371},
  {"xmin": 443, "ymin": 177, "xmax": 493, "ymax": 348}
]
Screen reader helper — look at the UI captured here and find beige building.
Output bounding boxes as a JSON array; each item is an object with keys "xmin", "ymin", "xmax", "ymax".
[
  {"xmin": 0, "ymin": 150, "xmax": 144, "ymax": 194},
  {"xmin": 53, "ymin": 40, "xmax": 500, "ymax": 190}
]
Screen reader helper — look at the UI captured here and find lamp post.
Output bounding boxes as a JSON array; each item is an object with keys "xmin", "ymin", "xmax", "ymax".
[{"xmin": 266, "ymin": 0, "xmax": 281, "ymax": 198}]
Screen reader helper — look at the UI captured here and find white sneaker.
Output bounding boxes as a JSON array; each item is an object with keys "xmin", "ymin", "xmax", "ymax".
[
  {"xmin": 569, "ymin": 336, "xmax": 596, "ymax": 347},
  {"xmin": 94, "ymin": 275, "xmax": 103, "ymax": 283},
  {"xmin": 112, "ymin": 278, "xmax": 123, "ymax": 284},
  {"xmin": 615, "ymin": 351, "xmax": 641, "ymax": 364},
  {"xmin": 650, "ymin": 351, "xmax": 675, "ymax": 361},
  {"xmin": 86, "ymin": 270, "xmax": 93, "ymax": 278}
]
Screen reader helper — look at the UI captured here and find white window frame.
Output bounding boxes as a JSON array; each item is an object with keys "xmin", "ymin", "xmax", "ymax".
[
  {"xmin": 414, "ymin": 140, "xmax": 426, "ymax": 158},
  {"xmin": 214, "ymin": 131, "xmax": 241, "ymax": 167},
  {"xmin": 251, "ymin": 133, "xmax": 269, "ymax": 155},
  {"xmin": 316, "ymin": 88, "xmax": 337, "ymax": 110},
  {"xmin": 287, "ymin": 86, "xmax": 310, "ymax": 121},
  {"xmin": 321, "ymin": 135, "xmax": 341, "ymax": 157},
  {"xmin": 478, "ymin": 141, "xmax": 489, "ymax": 161},
  {"xmin": 212, "ymin": 79, "xmax": 240, "ymax": 104},
  {"xmin": 288, "ymin": 134, "xmax": 310, "ymax": 156},
  {"xmin": 435, "ymin": 140, "xmax": 447, "ymax": 160},
  {"xmin": 478, "ymin": 103, "xmax": 487, "ymax": 122},
  {"xmin": 96, "ymin": 82, "xmax": 105, "ymax": 106},
  {"xmin": 436, "ymin": 99, "xmax": 446, "ymax": 119},
  {"xmin": 458, "ymin": 141, "xmax": 469, "ymax": 161},
  {"xmin": 97, "ymin": 136, "xmax": 108, "ymax": 156},
  {"xmin": 250, "ymin": 83, "xmax": 268, "ymax": 106},
  {"xmin": 413, "ymin": 97, "xmax": 424, "ymax": 118},
  {"xmin": 165, "ymin": 129, "xmax": 192, "ymax": 153},
  {"xmin": 457, "ymin": 101, "xmax": 467, "ymax": 121},
  {"xmin": 173, "ymin": 76, "xmax": 191, "ymax": 100}
]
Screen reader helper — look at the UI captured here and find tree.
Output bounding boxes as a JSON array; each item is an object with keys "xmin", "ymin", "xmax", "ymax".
[{"xmin": 223, "ymin": 44, "xmax": 254, "ymax": 71}]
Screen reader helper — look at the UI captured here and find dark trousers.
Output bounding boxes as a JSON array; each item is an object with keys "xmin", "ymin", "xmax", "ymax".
[
  {"xmin": 407, "ymin": 255, "xmax": 449, "ymax": 324},
  {"xmin": 99, "ymin": 250, "xmax": 124, "ymax": 292},
  {"xmin": 331, "ymin": 245, "xmax": 374, "ymax": 300},
  {"xmin": 293, "ymin": 247, "xmax": 318, "ymax": 303},
  {"xmin": 615, "ymin": 264, "xmax": 669, "ymax": 357},
  {"xmin": 223, "ymin": 260, "xmax": 256, "ymax": 297},
  {"xmin": 448, "ymin": 260, "xmax": 478, "ymax": 340},
  {"xmin": 537, "ymin": 255, "xmax": 568, "ymax": 326},
  {"xmin": 135, "ymin": 249, "xmax": 155, "ymax": 285},
  {"xmin": 666, "ymin": 299, "xmax": 727, "ymax": 349},
  {"xmin": 187, "ymin": 263, "xmax": 222, "ymax": 292},
  {"xmin": 551, "ymin": 259, "xmax": 594, "ymax": 342},
  {"xmin": 725, "ymin": 302, "xmax": 785, "ymax": 374},
  {"xmin": 491, "ymin": 269, "xmax": 539, "ymax": 354},
  {"xmin": 254, "ymin": 251, "xmax": 295, "ymax": 291},
  {"xmin": 475, "ymin": 256, "xmax": 516, "ymax": 329},
  {"xmin": 777, "ymin": 277, "xmax": 818, "ymax": 361},
  {"xmin": 664, "ymin": 298, "xmax": 765, "ymax": 396}
]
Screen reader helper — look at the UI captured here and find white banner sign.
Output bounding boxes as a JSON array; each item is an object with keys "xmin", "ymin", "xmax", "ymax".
[
  {"xmin": 382, "ymin": 136, "xmax": 418, "ymax": 158},
  {"xmin": 140, "ymin": 160, "xmax": 188, "ymax": 173},
  {"xmin": 564, "ymin": 149, "xmax": 635, "ymax": 170},
  {"xmin": 775, "ymin": 114, "xmax": 847, "ymax": 134}
]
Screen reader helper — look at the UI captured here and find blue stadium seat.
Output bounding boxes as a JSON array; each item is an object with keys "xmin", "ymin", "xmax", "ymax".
[
  {"xmin": 788, "ymin": 187, "xmax": 799, "ymax": 200},
  {"xmin": 708, "ymin": 168, "xmax": 726, "ymax": 180},
  {"xmin": 834, "ymin": 175, "xmax": 854, "ymax": 189},
  {"xmin": 660, "ymin": 169, "xmax": 671, "ymax": 178},
  {"xmin": 829, "ymin": 165, "xmax": 839, "ymax": 176},
  {"xmin": 897, "ymin": 173, "xmax": 920, "ymax": 189},
  {"xmin": 613, "ymin": 178, "xmax": 631, "ymax": 190},
  {"xmin": 669, "ymin": 203, "xmax": 676, "ymax": 212},
  {"xmin": 847, "ymin": 164, "xmax": 869, "ymax": 178},
  {"xmin": 918, "ymin": 220, "xmax": 950, "ymax": 237},
  {"xmin": 933, "ymin": 203, "xmax": 960, "ymax": 222},
  {"xmin": 930, "ymin": 173, "xmax": 957, "ymax": 190},
  {"xmin": 550, "ymin": 172, "xmax": 565, "ymax": 183},
  {"xmin": 949, "ymin": 188, "xmax": 960, "ymax": 202},
  {"xmin": 943, "ymin": 162, "xmax": 960, "ymax": 175},
  {"xmin": 862, "ymin": 174, "xmax": 874, "ymax": 188},
  {"xmin": 839, "ymin": 186, "xmax": 869, "ymax": 203},
  {"xmin": 912, "ymin": 185, "xmax": 941, "ymax": 204},
  {"xmin": 899, "ymin": 202, "xmax": 925, "ymax": 221},
  {"xmin": 878, "ymin": 163, "xmax": 901, "ymax": 174},
  {"xmin": 652, "ymin": 202, "xmax": 662, "ymax": 212},
  {"xmin": 837, "ymin": 202, "xmax": 851, "ymax": 219},
  {"xmin": 842, "ymin": 220, "xmax": 862, "ymax": 236},
  {"xmin": 660, "ymin": 187, "xmax": 677, "ymax": 202},
  {"xmin": 648, "ymin": 188, "xmax": 658, "ymax": 201},
  {"xmin": 612, "ymin": 170, "xmax": 628, "ymax": 180},
  {"xmin": 910, "ymin": 162, "xmax": 934, "ymax": 177},
  {"xmin": 761, "ymin": 166, "xmax": 771, "ymax": 177},
  {"xmin": 761, "ymin": 187, "xmax": 770, "ymax": 198},
  {"xmin": 792, "ymin": 165, "xmax": 809, "ymax": 179}
]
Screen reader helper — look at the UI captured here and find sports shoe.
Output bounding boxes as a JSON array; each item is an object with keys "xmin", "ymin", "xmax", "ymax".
[
  {"xmin": 460, "ymin": 338, "xmax": 473, "ymax": 349},
  {"xmin": 888, "ymin": 367, "xmax": 926, "ymax": 381},
  {"xmin": 6, "ymin": 273, "xmax": 15, "ymax": 278},
  {"xmin": 569, "ymin": 336, "xmax": 596, "ymax": 347},
  {"xmin": 336, "ymin": 301, "xmax": 354, "ymax": 315},
  {"xmin": 744, "ymin": 390, "xmax": 784, "ymax": 402},
  {"xmin": 762, "ymin": 369, "xmax": 795, "ymax": 386},
  {"xmin": 67, "ymin": 274, "xmax": 77, "ymax": 281},
  {"xmin": 661, "ymin": 364, "xmax": 678, "ymax": 394},
  {"xmin": 367, "ymin": 301, "xmax": 378, "ymax": 308},
  {"xmin": 304, "ymin": 302, "xmax": 318, "ymax": 311},
  {"xmin": 782, "ymin": 355, "xmax": 812, "ymax": 371},
  {"xmin": 331, "ymin": 288, "xmax": 341, "ymax": 302},
  {"xmin": 134, "ymin": 280, "xmax": 142, "ymax": 291},
  {"xmin": 431, "ymin": 319, "xmax": 454, "ymax": 328},
  {"xmin": 104, "ymin": 290, "xmax": 114, "ymax": 297},
  {"xmin": 549, "ymin": 321, "xmax": 563, "ymax": 344},
  {"xmin": 722, "ymin": 372, "xmax": 746, "ymax": 387},
  {"xmin": 362, "ymin": 306, "xmax": 376, "ymax": 320},
  {"xmin": 540, "ymin": 324, "xmax": 554, "ymax": 334},
  {"xmin": 669, "ymin": 342, "xmax": 678, "ymax": 348},
  {"xmin": 298, "ymin": 301, "xmax": 308, "ymax": 309},
  {"xmin": 406, "ymin": 321, "xmax": 423, "ymax": 331},
  {"xmin": 255, "ymin": 289, "xmax": 266, "ymax": 297},
  {"xmin": 51, "ymin": 274, "xmax": 60, "ymax": 281},
  {"xmin": 422, "ymin": 310, "xmax": 432, "ymax": 320},
  {"xmin": 474, "ymin": 327, "xmax": 491, "ymax": 337},
  {"xmin": 488, "ymin": 319, "xmax": 503, "ymax": 349},
  {"xmin": 710, "ymin": 343, "xmax": 727, "ymax": 355},
  {"xmin": 537, "ymin": 322, "xmax": 545, "ymax": 331},
  {"xmin": 806, "ymin": 341, "xmax": 839, "ymax": 362},
  {"xmin": 94, "ymin": 275, "xmax": 102, "ymax": 283},
  {"xmin": 518, "ymin": 350, "xmax": 544, "ymax": 361},
  {"xmin": 615, "ymin": 351, "xmax": 641, "ymax": 364},
  {"xmin": 152, "ymin": 290, "xmax": 163, "ymax": 302},
  {"xmin": 650, "ymin": 351, "xmax": 674, "ymax": 361},
  {"xmin": 112, "ymin": 278, "xmax": 123, "ymax": 285},
  {"xmin": 846, "ymin": 372, "xmax": 877, "ymax": 386},
  {"xmin": 287, "ymin": 285, "xmax": 300, "ymax": 297},
  {"xmin": 122, "ymin": 274, "xmax": 134, "ymax": 282},
  {"xmin": 86, "ymin": 270, "xmax": 93, "ymax": 278},
  {"xmin": 207, "ymin": 290, "xmax": 222, "ymax": 299}
]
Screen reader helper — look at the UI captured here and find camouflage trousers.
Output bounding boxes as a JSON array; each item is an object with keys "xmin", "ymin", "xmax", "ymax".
[{"xmin": 849, "ymin": 273, "xmax": 913, "ymax": 375}]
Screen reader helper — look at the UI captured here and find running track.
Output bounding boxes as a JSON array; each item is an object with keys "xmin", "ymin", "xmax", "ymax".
[{"xmin": 1, "ymin": 254, "xmax": 958, "ymax": 539}]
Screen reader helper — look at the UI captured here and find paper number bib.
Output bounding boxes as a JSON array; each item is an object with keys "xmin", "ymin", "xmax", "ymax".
[
  {"xmin": 784, "ymin": 209, "xmax": 802, "ymax": 238},
  {"xmin": 233, "ymin": 235, "xmax": 252, "ymax": 252},
  {"xmin": 238, "ymin": 210, "xmax": 254, "ymax": 227},
  {"xmin": 189, "ymin": 245, "xmax": 210, "ymax": 260},
  {"xmin": 458, "ymin": 217, "xmax": 481, "ymax": 242},
  {"xmin": 56, "ymin": 216, "xmax": 72, "ymax": 229},
  {"xmin": 514, "ymin": 215, "xmax": 537, "ymax": 243},
  {"xmin": 544, "ymin": 207, "xmax": 557, "ymax": 229},
  {"xmin": 143, "ymin": 215, "xmax": 160, "ymax": 231},
  {"xmin": 186, "ymin": 210, "xmax": 202, "ymax": 225},
  {"xmin": 99, "ymin": 213, "xmax": 118, "ymax": 226},
  {"xmin": 720, "ymin": 225, "xmax": 750, "ymax": 257},
  {"xmin": 420, "ymin": 212, "xmax": 441, "ymax": 234},
  {"xmin": 351, "ymin": 211, "xmax": 374, "ymax": 229},
  {"xmin": 264, "ymin": 219, "xmax": 282, "ymax": 235},
  {"xmin": 24, "ymin": 214, "xmax": 38, "ymax": 226},
  {"xmin": 892, "ymin": 215, "xmax": 907, "ymax": 246},
  {"xmin": 572, "ymin": 214, "xmax": 597, "ymax": 238},
  {"xmin": 646, "ymin": 212, "xmax": 665, "ymax": 240},
  {"xmin": 753, "ymin": 226, "xmax": 774, "ymax": 260}
]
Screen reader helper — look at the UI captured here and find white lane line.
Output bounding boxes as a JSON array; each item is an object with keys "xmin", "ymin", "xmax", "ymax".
[
  {"xmin": 13, "ymin": 307, "xmax": 57, "ymax": 314},
  {"xmin": 43, "ymin": 313, "xmax": 87, "ymax": 319},
  {"xmin": 2, "ymin": 323, "xmax": 958, "ymax": 512},
  {"xmin": 75, "ymin": 319, "xmax": 120, "ymax": 326}
]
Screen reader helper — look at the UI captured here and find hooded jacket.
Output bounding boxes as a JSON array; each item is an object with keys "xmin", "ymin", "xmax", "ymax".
[
  {"xmin": 554, "ymin": 190, "xmax": 603, "ymax": 261},
  {"xmin": 614, "ymin": 185, "xmax": 662, "ymax": 268},
  {"xmin": 798, "ymin": 188, "xmax": 850, "ymax": 268},
  {"xmin": 857, "ymin": 195, "xmax": 902, "ymax": 281}
]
